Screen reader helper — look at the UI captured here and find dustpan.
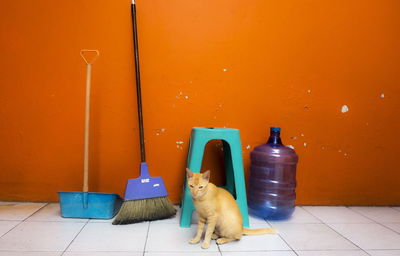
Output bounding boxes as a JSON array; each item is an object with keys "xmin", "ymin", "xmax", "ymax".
[{"xmin": 58, "ymin": 50, "xmax": 121, "ymax": 219}]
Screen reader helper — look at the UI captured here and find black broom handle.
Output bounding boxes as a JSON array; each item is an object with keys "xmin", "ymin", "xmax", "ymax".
[{"xmin": 131, "ymin": 2, "xmax": 146, "ymax": 162}]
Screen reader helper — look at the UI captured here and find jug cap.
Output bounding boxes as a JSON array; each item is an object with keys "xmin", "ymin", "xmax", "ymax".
[{"xmin": 271, "ymin": 127, "xmax": 281, "ymax": 132}]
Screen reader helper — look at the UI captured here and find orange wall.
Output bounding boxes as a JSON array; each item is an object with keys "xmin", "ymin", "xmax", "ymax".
[{"xmin": 1, "ymin": 0, "xmax": 399, "ymax": 205}]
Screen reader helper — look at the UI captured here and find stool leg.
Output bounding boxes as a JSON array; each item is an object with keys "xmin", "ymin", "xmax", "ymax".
[
  {"xmin": 229, "ymin": 139, "xmax": 250, "ymax": 228},
  {"xmin": 180, "ymin": 137, "xmax": 207, "ymax": 228},
  {"xmin": 223, "ymin": 140, "xmax": 235, "ymax": 196}
]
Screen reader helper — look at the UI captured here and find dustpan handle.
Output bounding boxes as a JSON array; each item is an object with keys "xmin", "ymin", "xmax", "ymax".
[{"xmin": 81, "ymin": 49, "xmax": 100, "ymax": 192}]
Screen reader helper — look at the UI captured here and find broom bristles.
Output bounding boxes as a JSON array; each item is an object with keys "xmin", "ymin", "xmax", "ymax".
[{"xmin": 112, "ymin": 196, "xmax": 177, "ymax": 225}]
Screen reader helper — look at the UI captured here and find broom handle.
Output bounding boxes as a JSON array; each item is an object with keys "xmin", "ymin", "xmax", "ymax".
[
  {"xmin": 132, "ymin": 1, "xmax": 146, "ymax": 163},
  {"xmin": 80, "ymin": 50, "xmax": 99, "ymax": 193}
]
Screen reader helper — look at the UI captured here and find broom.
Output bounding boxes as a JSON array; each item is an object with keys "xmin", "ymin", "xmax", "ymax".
[{"xmin": 112, "ymin": 0, "xmax": 176, "ymax": 225}]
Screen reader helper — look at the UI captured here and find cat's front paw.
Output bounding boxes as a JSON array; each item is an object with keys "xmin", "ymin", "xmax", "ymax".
[
  {"xmin": 189, "ymin": 237, "xmax": 200, "ymax": 244},
  {"xmin": 201, "ymin": 241, "xmax": 210, "ymax": 249}
]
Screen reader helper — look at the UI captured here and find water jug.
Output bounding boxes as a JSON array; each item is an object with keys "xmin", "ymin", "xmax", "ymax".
[{"xmin": 247, "ymin": 127, "xmax": 298, "ymax": 220}]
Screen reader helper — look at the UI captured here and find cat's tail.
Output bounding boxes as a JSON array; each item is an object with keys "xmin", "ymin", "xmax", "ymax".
[{"xmin": 242, "ymin": 228, "xmax": 277, "ymax": 235}]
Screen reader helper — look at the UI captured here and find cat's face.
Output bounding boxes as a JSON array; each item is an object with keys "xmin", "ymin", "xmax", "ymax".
[{"xmin": 186, "ymin": 168, "xmax": 210, "ymax": 199}]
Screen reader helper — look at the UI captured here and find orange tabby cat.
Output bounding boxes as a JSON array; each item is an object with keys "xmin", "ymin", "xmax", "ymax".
[{"xmin": 186, "ymin": 168, "xmax": 277, "ymax": 249}]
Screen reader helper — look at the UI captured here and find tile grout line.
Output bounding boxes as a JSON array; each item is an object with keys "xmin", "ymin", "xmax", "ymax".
[
  {"xmin": 22, "ymin": 202, "xmax": 48, "ymax": 221},
  {"xmin": 346, "ymin": 206, "xmax": 386, "ymax": 223},
  {"xmin": 266, "ymin": 219, "xmax": 299, "ymax": 256},
  {"xmin": 0, "ymin": 202, "xmax": 49, "ymax": 239},
  {"xmin": 346, "ymin": 206, "xmax": 400, "ymax": 236},
  {"xmin": 301, "ymin": 206, "xmax": 372, "ymax": 256},
  {"xmin": 216, "ymin": 239, "xmax": 223, "ymax": 256},
  {"xmin": 380, "ymin": 224, "xmax": 400, "ymax": 235},
  {"xmin": 60, "ymin": 218, "xmax": 90, "ymax": 256},
  {"xmin": 142, "ymin": 221, "xmax": 151, "ymax": 256},
  {"xmin": 392, "ymin": 207, "xmax": 400, "ymax": 212},
  {"xmin": 0, "ymin": 221, "xmax": 23, "ymax": 239}
]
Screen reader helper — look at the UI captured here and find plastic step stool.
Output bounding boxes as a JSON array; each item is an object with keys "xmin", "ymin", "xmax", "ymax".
[{"xmin": 180, "ymin": 127, "xmax": 249, "ymax": 228}]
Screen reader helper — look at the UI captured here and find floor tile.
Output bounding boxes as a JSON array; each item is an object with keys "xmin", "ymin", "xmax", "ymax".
[
  {"xmin": 393, "ymin": 207, "xmax": 400, "ymax": 212},
  {"xmin": 0, "ymin": 221, "xmax": 20, "ymax": 236},
  {"xmin": 248, "ymin": 215, "xmax": 269, "ymax": 226},
  {"xmin": 268, "ymin": 207, "xmax": 321, "ymax": 224},
  {"xmin": 146, "ymin": 223, "xmax": 219, "ymax": 252},
  {"xmin": 295, "ymin": 250, "xmax": 369, "ymax": 256},
  {"xmin": 63, "ymin": 252, "xmax": 142, "ymax": 256},
  {"xmin": 329, "ymin": 223, "xmax": 400, "ymax": 249},
  {"xmin": 270, "ymin": 223, "xmax": 357, "ymax": 250},
  {"xmin": 303, "ymin": 206, "xmax": 373, "ymax": 223},
  {"xmin": 145, "ymin": 252, "xmax": 221, "ymax": 256},
  {"xmin": 0, "ymin": 221, "xmax": 85, "ymax": 251},
  {"xmin": 87, "ymin": 218, "xmax": 115, "ymax": 223},
  {"xmin": 382, "ymin": 223, "xmax": 400, "ymax": 233},
  {"xmin": 151, "ymin": 205, "xmax": 182, "ymax": 224},
  {"xmin": 26, "ymin": 203, "xmax": 87, "ymax": 222},
  {"xmin": 0, "ymin": 252, "xmax": 61, "ymax": 256},
  {"xmin": 218, "ymin": 233, "xmax": 290, "ymax": 252},
  {"xmin": 222, "ymin": 252, "xmax": 296, "ymax": 256},
  {"xmin": 367, "ymin": 250, "xmax": 400, "ymax": 256},
  {"xmin": 0, "ymin": 202, "xmax": 46, "ymax": 221},
  {"xmin": 67, "ymin": 222, "xmax": 148, "ymax": 252},
  {"xmin": 349, "ymin": 207, "xmax": 400, "ymax": 223}
]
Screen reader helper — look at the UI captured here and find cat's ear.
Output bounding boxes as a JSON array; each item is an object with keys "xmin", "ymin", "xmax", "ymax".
[
  {"xmin": 202, "ymin": 170, "xmax": 210, "ymax": 181},
  {"xmin": 186, "ymin": 168, "xmax": 194, "ymax": 179}
]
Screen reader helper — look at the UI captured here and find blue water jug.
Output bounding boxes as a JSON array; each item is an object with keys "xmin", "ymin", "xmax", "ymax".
[{"xmin": 247, "ymin": 127, "xmax": 299, "ymax": 220}]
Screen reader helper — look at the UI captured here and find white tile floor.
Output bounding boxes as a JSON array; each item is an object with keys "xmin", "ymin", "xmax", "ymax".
[{"xmin": 0, "ymin": 203, "xmax": 400, "ymax": 255}]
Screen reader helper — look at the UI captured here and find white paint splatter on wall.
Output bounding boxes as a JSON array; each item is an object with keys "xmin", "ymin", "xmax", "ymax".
[
  {"xmin": 246, "ymin": 145, "xmax": 251, "ymax": 150},
  {"xmin": 341, "ymin": 105, "xmax": 349, "ymax": 113},
  {"xmin": 303, "ymin": 142, "xmax": 307, "ymax": 147},
  {"xmin": 156, "ymin": 128, "xmax": 167, "ymax": 136},
  {"xmin": 176, "ymin": 91, "xmax": 190, "ymax": 100},
  {"xmin": 223, "ymin": 68, "xmax": 228, "ymax": 72},
  {"xmin": 380, "ymin": 93, "xmax": 385, "ymax": 98},
  {"xmin": 176, "ymin": 141, "xmax": 184, "ymax": 150}
]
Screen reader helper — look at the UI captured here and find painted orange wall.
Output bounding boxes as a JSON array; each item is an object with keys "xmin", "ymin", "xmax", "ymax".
[{"xmin": 1, "ymin": 0, "xmax": 399, "ymax": 205}]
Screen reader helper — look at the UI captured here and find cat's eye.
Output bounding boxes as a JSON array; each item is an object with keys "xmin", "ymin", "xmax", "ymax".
[
  {"xmin": 189, "ymin": 184, "xmax": 194, "ymax": 188},
  {"xmin": 199, "ymin": 186, "xmax": 204, "ymax": 189}
]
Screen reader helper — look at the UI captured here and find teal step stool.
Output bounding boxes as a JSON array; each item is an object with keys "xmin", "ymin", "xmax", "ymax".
[{"xmin": 180, "ymin": 127, "xmax": 249, "ymax": 228}]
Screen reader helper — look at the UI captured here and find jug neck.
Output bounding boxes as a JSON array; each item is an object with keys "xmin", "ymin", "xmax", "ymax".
[{"xmin": 266, "ymin": 127, "xmax": 283, "ymax": 146}]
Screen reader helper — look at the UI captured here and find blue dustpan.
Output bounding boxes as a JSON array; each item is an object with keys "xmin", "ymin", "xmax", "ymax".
[
  {"xmin": 57, "ymin": 191, "xmax": 122, "ymax": 219},
  {"xmin": 124, "ymin": 162, "xmax": 168, "ymax": 200},
  {"xmin": 57, "ymin": 50, "xmax": 121, "ymax": 219}
]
